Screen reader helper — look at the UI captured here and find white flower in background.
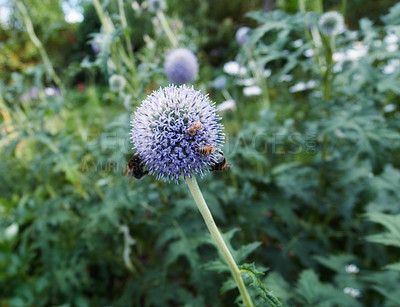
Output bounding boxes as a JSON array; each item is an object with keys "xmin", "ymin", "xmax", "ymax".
[
  {"xmin": 5, "ymin": 223, "xmax": 18, "ymax": 240},
  {"xmin": 384, "ymin": 31, "xmax": 399, "ymax": 52},
  {"xmin": 347, "ymin": 43, "xmax": 368, "ymax": 60},
  {"xmin": 109, "ymin": 74, "xmax": 127, "ymax": 92},
  {"xmin": 217, "ymin": 100, "xmax": 237, "ymax": 112},
  {"xmin": 332, "ymin": 51, "xmax": 346, "ymax": 62},
  {"xmin": 387, "ymin": 43, "xmax": 398, "ymax": 52},
  {"xmin": 281, "ymin": 74, "xmax": 293, "ymax": 82},
  {"xmin": 332, "ymin": 42, "xmax": 368, "ymax": 64},
  {"xmin": 345, "ymin": 264, "xmax": 360, "ymax": 274},
  {"xmin": 243, "ymin": 86, "xmax": 262, "ymax": 96},
  {"xmin": 223, "ymin": 61, "xmax": 247, "ymax": 75},
  {"xmin": 45, "ymin": 87, "xmax": 60, "ymax": 96},
  {"xmin": 293, "ymin": 39, "xmax": 304, "ymax": 48},
  {"xmin": 289, "ymin": 82, "xmax": 307, "ymax": 93},
  {"xmin": 306, "ymin": 80, "xmax": 317, "ymax": 88},
  {"xmin": 304, "ymin": 48, "xmax": 314, "ymax": 57},
  {"xmin": 319, "ymin": 11, "xmax": 345, "ymax": 36},
  {"xmin": 383, "ymin": 59, "xmax": 400, "ymax": 74},
  {"xmin": 237, "ymin": 78, "xmax": 255, "ymax": 86},
  {"xmin": 384, "ymin": 104, "xmax": 396, "ymax": 112},
  {"xmin": 384, "ymin": 31, "xmax": 399, "ymax": 44},
  {"xmin": 344, "ymin": 287, "xmax": 361, "ymax": 298},
  {"xmin": 263, "ymin": 69, "xmax": 272, "ymax": 78}
]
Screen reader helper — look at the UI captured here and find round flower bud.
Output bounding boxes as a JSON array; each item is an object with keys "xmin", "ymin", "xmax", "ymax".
[
  {"xmin": 164, "ymin": 48, "xmax": 199, "ymax": 84},
  {"xmin": 109, "ymin": 74, "xmax": 127, "ymax": 92},
  {"xmin": 212, "ymin": 75, "xmax": 227, "ymax": 90},
  {"xmin": 235, "ymin": 26, "xmax": 250, "ymax": 45},
  {"xmin": 131, "ymin": 85, "xmax": 224, "ymax": 182},
  {"xmin": 319, "ymin": 11, "xmax": 345, "ymax": 36},
  {"xmin": 148, "ymin": 0, "xmax": 166, "ymax": 12}
]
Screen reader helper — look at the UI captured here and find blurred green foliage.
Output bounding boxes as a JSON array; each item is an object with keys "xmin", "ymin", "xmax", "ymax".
[{"xmin": 1, "ymin": 0, "xmax": 400, "ymax": 306}]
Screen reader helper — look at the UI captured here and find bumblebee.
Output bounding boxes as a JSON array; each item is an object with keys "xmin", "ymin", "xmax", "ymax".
[
  {"xmin": 186, "ymin": 121, "xmax": 203, "ymax": 137},
  {"xmin": 197, "ymin": 145, "xmax": 216, "ymax": 156},
  {"xmin": 122, "ymin": 154, "xmax": 149, "ymax": 181},
  {"xmin": 210, "ymin": 151, "xmax": 231, "ymax": 171}
]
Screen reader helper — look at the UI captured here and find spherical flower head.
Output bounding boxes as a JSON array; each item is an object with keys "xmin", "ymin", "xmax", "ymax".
[
  {"xmin": 235, "ymin": 26, "xmax": 250, "ymax": 45},
  {"xmin": 212, "ymin": 75, "xmax": 227, "ymax": 90},
  {"xmin": 131, "ymin": 85, "xmax": 224, "ymax": 183},
  {"xmin": 148, "ymin": 0, "xmax": 166, "ymax": 12},
  {"xmin": 109, "ymin": 74, "xmax": 126, "ymax": 92},
  {"xmin": 319, "ymin": 11, "xmax": 345, "ymax": 36},
  {"xmin": 164, "ymin": 48, "xmax": 199, "ymax": 84}
]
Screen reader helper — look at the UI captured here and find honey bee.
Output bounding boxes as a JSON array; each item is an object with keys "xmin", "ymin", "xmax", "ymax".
[
  {"xmin": 186, "ymin": 121, "xmax": 203, "ymax": 137},
  {"xmin": 210, "ymin": 151, "xmax": 231, "ymax": 172},
  {"xmin": 197, "ymin": 145, "xmax": 216, "ymax": 156},
  {"xmin": 122, "ymin": 154, "xmax": 149, "ymax": 181}
]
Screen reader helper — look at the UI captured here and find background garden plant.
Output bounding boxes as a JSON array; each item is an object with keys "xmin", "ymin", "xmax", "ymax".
[{"xmin": 1, "ymin": 0, "xmax": 400, "ymax": 306}]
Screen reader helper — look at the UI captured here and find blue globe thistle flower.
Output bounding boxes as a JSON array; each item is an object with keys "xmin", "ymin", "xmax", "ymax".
[
  {"xmin": 235, "ymin": 26, "xmax": 250, "ymax": 45},
  {"xmin": 130, "ymin": 85, "xmax": 224, "ymax": 183},
  {"xmin": 164, "ymin": 48, "xmax": 199, "ymax": 84},
  {"xmin": 319, "ymin": 11, "xmax": 345, "ymax": 36}
]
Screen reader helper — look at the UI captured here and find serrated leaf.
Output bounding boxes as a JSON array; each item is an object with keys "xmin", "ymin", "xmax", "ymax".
[
  {"xmin": 365, "ymin": 212, "xmax": 400, "ymax": 247},
  {"xmin": 240, "ymin": 263, "xmax": 282, "ymax": 307}
]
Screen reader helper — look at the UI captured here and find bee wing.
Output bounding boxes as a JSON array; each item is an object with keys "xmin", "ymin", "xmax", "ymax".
[{"xmin": 122, "ymin": 165, "xmax": 131, "ymax": 176}]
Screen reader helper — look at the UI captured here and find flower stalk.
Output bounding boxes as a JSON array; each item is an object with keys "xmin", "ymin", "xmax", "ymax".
[
  {"xmin": 156, "ymin": 10, "xmax": 179, "ymax": 48},
  {"xmin": 185, "ymin": 176, "xmax": 255, "ymax": 307},
  {"xmin": 15, "ymin": 0, "xmax": 65, "ymax": 95}
]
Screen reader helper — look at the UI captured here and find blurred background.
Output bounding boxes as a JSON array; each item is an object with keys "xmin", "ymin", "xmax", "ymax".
[{"xmin": 1, "ymin": 0, "xmax": 400, "ymax": 306}]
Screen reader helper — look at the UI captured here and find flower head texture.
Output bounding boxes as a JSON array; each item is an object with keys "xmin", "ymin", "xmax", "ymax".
[
  {"xmin": 235, "ymin": 27, "xmax": 250, "ymax": 45},
  {"xmin": 319, "ymin": 11, "xmax": 345, "ymax": 36},
  {"xmin": 164, "ymin": 48, "xmax": 199, "ymax": 84},
  {"xmin": 109, "ymin": 74, "xmax": 127, "ymax": 92},
  {"xmin": 130, "ymin": 85, "xmax": 224, "ymax": 182}
]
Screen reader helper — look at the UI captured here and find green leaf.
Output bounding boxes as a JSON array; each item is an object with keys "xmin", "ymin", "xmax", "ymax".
[
  {"xmin": 240, "ymin": 263, "xmax": 282, "ymax": 307},
  {"xmin": 365, "ymin": 212, "xmax": 400, "ymax": 247}
]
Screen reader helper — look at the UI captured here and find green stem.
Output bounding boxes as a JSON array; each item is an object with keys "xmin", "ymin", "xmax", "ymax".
[
  {"xmin": 117, "ymin": 0, "xmax": 140, "ymax": 93},
  {"xmin": 340, "ymin": 0, "xmax": 347, "ymax": 16},
  {"xmin": 15, "ymin": 0, "xmax": 65, "ymax": 95},
  {"xmin": 156, "ymin": 10, "xmax": 179, "ymax": 48},
  {"xmin": 313, "ymin": 0, "xmax": 323, "ymax": 13},
  {"xmin": 185, "ymin": 176, "xmax": 254, "ymax": 307}
]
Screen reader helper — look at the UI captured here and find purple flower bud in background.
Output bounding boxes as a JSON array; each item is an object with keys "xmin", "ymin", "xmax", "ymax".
[
  {"xmin": 21, "ymin": 87, "xmax": 39, "ymax": 101},
  {"xmin": 130, "ymin": 85, "xmax": 224, "ymax": 182},
  {"xmin": 235, "ymin": 27, "xmax": 250, "ymax": 45},
  {"xmin": 164, "ymin": 48, "xmax": 199, "ymax": 84},
  {"xmin": 212, "ymin": 75, "xmax": 227, "ymax": 90},
  {"xmin": 91, "ymin": 36, "xmax": 103, "ymax": 54}
]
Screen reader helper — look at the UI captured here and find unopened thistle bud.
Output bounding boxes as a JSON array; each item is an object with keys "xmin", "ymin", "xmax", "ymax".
[
  {"xmin": 319, "ymin": 11, "xmax": 345, "ymax": 36},
  {"xmin": 164, "ymin": 48, "xmax": 199, "ymax": 84},
  {"xmin": 109, "ymin": 74, "xmax": 127, "ymax": 92},
  {"xmin": 235, "ymin": 26, "xmax": 250, "ymax": 45}
]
